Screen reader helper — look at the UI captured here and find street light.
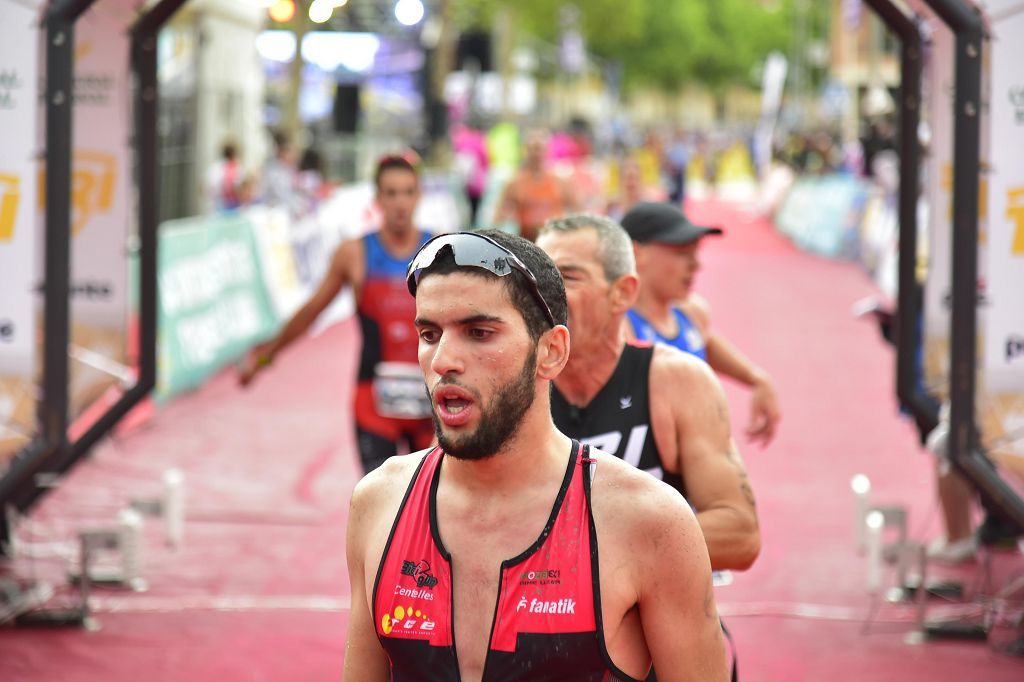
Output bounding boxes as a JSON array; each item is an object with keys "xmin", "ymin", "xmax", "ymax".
[
  {"xmin": 267, "ymin": 0, "xmax": 295, "ymax": 23},
  {"xmin": 309, "ymin": 0, "xmax": 332, "ymax": 24},
  {"xmin": 395, "ymin": 0, "xmax": 424, "ymax": 27}
]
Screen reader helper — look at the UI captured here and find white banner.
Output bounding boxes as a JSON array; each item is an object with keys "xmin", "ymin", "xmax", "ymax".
[
  {"xmin": 63, "ymin": 3, "xmax": 134, "ymax": 329},
  {"xmin": 983, "ymin": 3, "xmax": 1024, "ymax": 392},
  {"xmin": 921, "ymin": 18, "xmax": 991, "ymax": 390},
  {"xmin": 0, "ymin": 0, "xmax": 42, "ymax": 377},
  {"xmin": 922, "ymin": 21, "xmax": 955, "ymax": 381}
]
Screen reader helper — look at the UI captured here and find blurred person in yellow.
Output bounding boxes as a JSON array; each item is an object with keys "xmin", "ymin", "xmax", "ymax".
[{"xmin": 606, "ymin": 156, "xmax": 667, "ymax": 222}]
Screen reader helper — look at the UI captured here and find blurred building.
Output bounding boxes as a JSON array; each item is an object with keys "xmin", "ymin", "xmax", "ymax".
[{"xmin": 828, "ymin": 0, "xmax": 901, "ymax": 141}]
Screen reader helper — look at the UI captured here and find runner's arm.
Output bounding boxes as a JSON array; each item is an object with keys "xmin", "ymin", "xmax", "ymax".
[
  {"xmin": 635, "ymin": 486, "xmax": 729, "ymax": 681},
  {"xmin": 659, "ymin": 351, "xmax": 761, "ymax": 570},
  {"xmin": 683, "ymin": 295, "xmax": 780, "ymax": 446},
  {"xmin": 239, "ymin": 239, "xmax": 357, "ymax": 385}
]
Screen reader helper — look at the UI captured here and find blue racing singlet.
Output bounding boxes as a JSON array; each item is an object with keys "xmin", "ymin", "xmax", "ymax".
[
  {"xmin": 625, "ymin": 307, "xmax": 706, "ymax": 361},
  {"xmin": 357, "ymin": 230, "xmax": 432, "ymax": 382}
]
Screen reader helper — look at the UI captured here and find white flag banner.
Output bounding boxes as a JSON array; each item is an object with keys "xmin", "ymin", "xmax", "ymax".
[
  {"xmin": 64, "ymin": 2, "xmax": 136, "ymax": 329},
  {"xmin": 0, "ymin": 0, "xmax": 43, "ymax": 377},
  {"xmin": 983, "ymin": 2, "xmax": 1024, "ymax": 392},
  {"xmin": 922, "ymin": 22, "xmax": 955, "ymax": 387}
]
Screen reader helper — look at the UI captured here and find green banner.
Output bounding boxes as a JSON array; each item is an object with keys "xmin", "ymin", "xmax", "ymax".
[{"xmin": 157, "ymin": 214, "xmax": 277, "ymax": 398}]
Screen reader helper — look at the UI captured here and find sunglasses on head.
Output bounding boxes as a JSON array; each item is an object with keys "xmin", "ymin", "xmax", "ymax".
[{"xmin": 406, "ymin": 232, "xmax": 557, "ymax": 329}]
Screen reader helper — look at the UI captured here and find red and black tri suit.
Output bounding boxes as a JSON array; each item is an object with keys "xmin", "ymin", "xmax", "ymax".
[{"xmin": 372, "ymin": 441, "xmax": 645, "ymax": 681}]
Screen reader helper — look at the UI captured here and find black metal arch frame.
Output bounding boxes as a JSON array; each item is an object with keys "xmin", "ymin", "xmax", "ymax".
[
  {"xmin": 864, "ymin": 0, "xmax": 1024, "ymax": 529},
  {"xmin": 0, "ymin": 0, "xmax": 189, "ymax": 553},
  {"xmin": 3, "ymin": 0, "xmax": 1022, "ymax": 554}
]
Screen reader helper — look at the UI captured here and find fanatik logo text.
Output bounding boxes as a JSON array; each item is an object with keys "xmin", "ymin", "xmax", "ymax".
[{"xmin": 516, "ymin": 596, "xmax": 576, "ymax": 615}]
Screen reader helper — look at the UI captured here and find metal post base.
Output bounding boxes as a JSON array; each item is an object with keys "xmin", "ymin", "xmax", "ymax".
[
  {"xmin": 994, "ymin": 636, "xmax": 1024, "ymax": 657},
  {"xmin": 922, "ymin": 620, "xmax": 990, "ymax": 641},
  {"xmin": 15, "ymin": 607, "xmax": 100, "ymax": 631}
]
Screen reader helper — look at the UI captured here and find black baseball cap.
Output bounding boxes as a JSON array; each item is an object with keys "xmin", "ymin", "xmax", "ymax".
[{"xmin": 620, "ymin": 202, "xmax": 723, "ymax": 245}]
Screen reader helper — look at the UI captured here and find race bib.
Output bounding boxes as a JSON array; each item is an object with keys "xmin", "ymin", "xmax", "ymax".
[{"xmin": 373, "ymin": 362, "xmax": 432, "ymax": 420}]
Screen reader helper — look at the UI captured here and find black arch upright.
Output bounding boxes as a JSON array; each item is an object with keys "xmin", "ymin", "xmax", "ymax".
[
  {"xmin": 0, "ymin": 0, "xmax": 190, "ymax": 552},
  {"xmin": 865, "ymin": 0, "xmax": 1024, "ymax": 529}
]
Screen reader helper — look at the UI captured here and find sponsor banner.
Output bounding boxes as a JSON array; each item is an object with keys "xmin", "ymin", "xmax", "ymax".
[
  {"xmin": 246, "ymin": 205, "xmax": 305, "ymax": 320},
  {"xmin": 754, "ymin": 52, "xmax": 788, "ymax": 179},
  {"xmin": 157, "ymin": 214, "xmax": 278, "ymax": 399},
  {"xmin": 921, "ymin": 21, "xmax": 991, "ymax": 391},
  {"xmin": 775, "ymin": 175, "xmax": 868, "ymax": 259},
  {"xmin": 62, "ymin": 5, "xmax": 134, "ymax": 329},
  {"xmin": 922, "ymin": 22, "xmax": 955, "ymax": 386},
  {"xmin": 0, "ymin": 0, "xmax": 42, "ymax": 377},
  {"xmin": 983, "ymin": 3, "xmax": 1024, "ymax": 393}
]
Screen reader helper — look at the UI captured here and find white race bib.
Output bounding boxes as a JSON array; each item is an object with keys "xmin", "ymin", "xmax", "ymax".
[{"xmin": 372, "ymin": 362, "xmax": 432, "ymax": 420}]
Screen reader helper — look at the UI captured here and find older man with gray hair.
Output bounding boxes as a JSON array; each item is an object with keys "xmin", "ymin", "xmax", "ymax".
[{"xmin": 537, "ymin": 213, "xmax": 760, "ymax": 572}]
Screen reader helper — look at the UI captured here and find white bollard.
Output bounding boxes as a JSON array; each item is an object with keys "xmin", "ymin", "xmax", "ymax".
[
  {"xmin": 118, "ymin": 508, "xmax": 145, "ymax": 584},
  {"xmin": 163, "ymin": 469, "xmax": 185, "ymax": 549},
  {"xmin": 865, "ymin": 510, "xmax": 885, "ymax": 593},
  {"xmin": 851, "ymin": 474, "xmax": 872, "ymax": 552}
]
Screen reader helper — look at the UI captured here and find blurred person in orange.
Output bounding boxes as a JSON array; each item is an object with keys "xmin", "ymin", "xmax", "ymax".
[{"xmin": 494, "ymin": 128, "xmax": 577, "ymax": 241}]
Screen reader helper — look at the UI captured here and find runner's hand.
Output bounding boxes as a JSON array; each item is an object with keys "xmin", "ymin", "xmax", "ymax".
[
  {"xmin": 238, "ymin": 343, "xmax": 273, "ymax": 387},
  {"xmin": 746, "ymin": 379, "xmax": 780, "ymax": 447}
]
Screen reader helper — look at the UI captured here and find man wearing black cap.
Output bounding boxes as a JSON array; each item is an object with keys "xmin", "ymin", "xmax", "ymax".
[{"xmin": 622, "ymin": 202, "xmax": 781, "ymax": 446}]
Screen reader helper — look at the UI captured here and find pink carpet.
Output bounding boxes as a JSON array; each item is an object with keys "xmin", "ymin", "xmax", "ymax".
[{"xmin": 1, "ymin": 199, "xmax": 1021, "ymax": 680}]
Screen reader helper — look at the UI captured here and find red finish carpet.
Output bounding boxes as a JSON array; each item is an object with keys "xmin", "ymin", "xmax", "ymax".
[{"xmin": 1, "ymin": 200, "xmax": 1021, "ymax": 680}]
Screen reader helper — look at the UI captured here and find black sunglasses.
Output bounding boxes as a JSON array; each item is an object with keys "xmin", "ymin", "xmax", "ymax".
[{"xmin": 406, "ymin": 232, "xmax": 557, "ymax": 328}]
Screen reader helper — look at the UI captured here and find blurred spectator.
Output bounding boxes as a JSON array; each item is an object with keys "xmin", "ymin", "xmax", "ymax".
[
  {"xmin": 606, "ymin": 157, "xmax": 664, "ymax": 222},
  {"xmin": 665, "ymin": 128, "xmax": 689, "ymax": 205},
  {"xmin": 205, "ymin": 140, "xmax": 244, "ymax": 213},
  {"xmin": 861, "ymin": 117, "xmax": 896, "ymax": 179},
  {"xmin": 452, "ymin": 122, "xmax": 489, "ymax": 227},
  {"xmin": 263, "ymin": 129, "xmax": 297, "ymax": 208},
  {"xmin": 296, "ymin": 146, "xmax": 330, "ymax": 214}
]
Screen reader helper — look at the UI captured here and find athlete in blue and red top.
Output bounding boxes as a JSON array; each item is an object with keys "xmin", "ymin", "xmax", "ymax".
[
  {"xmin": 344, "ymin": 230, "xmax": 728, "ymax": 681},
  {"xmin": 240, "ymin": 154, "xmax": 434, "ymax": 472}
]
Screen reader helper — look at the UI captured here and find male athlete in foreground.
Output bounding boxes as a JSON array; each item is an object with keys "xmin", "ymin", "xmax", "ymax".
[{"xmin": 343, "ymin": 231, "xmax": 727, "ymax": 681}]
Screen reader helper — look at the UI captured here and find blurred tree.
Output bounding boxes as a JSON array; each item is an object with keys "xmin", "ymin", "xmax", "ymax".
[{"xmin": 457, "ymin": 0, "xmax": 794, "ymax": 95}]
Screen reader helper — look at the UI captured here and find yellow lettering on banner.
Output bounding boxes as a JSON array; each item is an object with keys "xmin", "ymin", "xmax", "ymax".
[
  {"xmin": 75, "ymin": 41, "xmax": 92, "ymax": 62},
  {"xmin": 1009, "ymin": 187, "xmax": 1024, "ymax": 256},
  {"xmin": 0, "ymin": 173, "xmax": 20, "ymax": 242},
  {"xmin": 36, "ymin": 151, "xmax": 117, "ymax": 235}
]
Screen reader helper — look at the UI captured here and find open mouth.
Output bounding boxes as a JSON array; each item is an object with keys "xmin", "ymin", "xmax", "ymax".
[
  {"xmin": 433, "ymin": 385, "xmax": 476, "ymax": 426},
  {"xmin": 441, "ymin": 397, "xmax": 470, "ymax": 414}
]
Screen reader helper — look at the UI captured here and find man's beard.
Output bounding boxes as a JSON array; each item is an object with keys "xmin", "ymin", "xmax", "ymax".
[{"xmin": 431, "ymin": 347, "xmax": 537, "ymax": 461}]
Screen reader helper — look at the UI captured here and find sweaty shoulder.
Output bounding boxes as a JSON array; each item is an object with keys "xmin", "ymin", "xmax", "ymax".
[
  {"xmin": 650, "ymin": 342, "xmax": 718, "ymax": 390},
  {"xmin": 349, "ymin": 450, "xmax": 430, "ymax": 534},
  {"xmin": 586, "ymin": 448, "xmax": 697, "ymax": 532},
  {"xmin": 333, "ymin": 237, "xmax": 364, "ymax": 280}
]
